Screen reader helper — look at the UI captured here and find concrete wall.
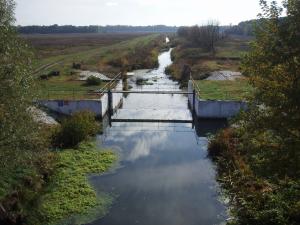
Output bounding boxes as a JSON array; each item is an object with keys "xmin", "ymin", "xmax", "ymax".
[
  {"xmin": 38, "ymin": 100, "xmax": 102, "ymax": 117},
  {"xmin": 188, "ymin": 80, "xmax": 248, "ymax": 119},
  {"xmin": 39, "ymin": 81, "xmax": 124, "ymax": 118}
]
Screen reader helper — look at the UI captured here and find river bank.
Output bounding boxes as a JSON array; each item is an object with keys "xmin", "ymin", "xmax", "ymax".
[
  {"xmin": 31, "ymin": 141, "xmax": 117, "ymax": 225},
  {"xmin": 208, "ymin": 127, "xmax": 300, "ymax": 225},
  {"xmin": 165, "ymin": 35, "xmax": 250, "ymax": 86}
]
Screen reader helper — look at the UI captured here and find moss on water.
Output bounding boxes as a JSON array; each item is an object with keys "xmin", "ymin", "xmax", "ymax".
[{"xmin": 32, "ymin": 141, "xmax": 117, "ymax": 225}]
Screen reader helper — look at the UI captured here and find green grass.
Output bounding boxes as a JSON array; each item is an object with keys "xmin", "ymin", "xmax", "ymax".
[
  {"xmin": 33, "ymin": 141, "xmax": 117, "ymax": 225},
  {"xmin": 195, "ymin": 79, "xmax": 253, "ymax": 100},
  {"xmin": 39, "ymin": 78, "xmax": 106, "ymax": 100}
]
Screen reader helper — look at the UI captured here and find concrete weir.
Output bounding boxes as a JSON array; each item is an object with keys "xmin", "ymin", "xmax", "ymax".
[
  {"xmin": 37, "ymin": 79, "xmax": 246, "ymax": 120},
  {"xmin": 38, "ymin": 81, "xmax": 123, "ymax": 118},
  {"xmin": 38, "ymin": 100, "xmax": 103, "ymax": 117},
  {"xmin": 188, "ymin": 81, "xmax": 248, "ymax": 119}
]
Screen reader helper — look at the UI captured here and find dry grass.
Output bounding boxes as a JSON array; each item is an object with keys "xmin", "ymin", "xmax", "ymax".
[
  {"xmin": 22, "ymin": 33, "xmax": 149, "ymax": 59},
  {"xmin": 169, "ymin": 35, "xmax": 252, "ymax": 82}
]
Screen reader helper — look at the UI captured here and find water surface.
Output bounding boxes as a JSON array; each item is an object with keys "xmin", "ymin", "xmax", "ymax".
[{"xmin": 89, "ymin": 49, "xmax": 227, "ymax": 225}]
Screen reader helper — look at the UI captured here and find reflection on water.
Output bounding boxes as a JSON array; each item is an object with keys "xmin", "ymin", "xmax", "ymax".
[{"xmin": 88, "ymin": 49, "xmax": 227, "ymax": 225}]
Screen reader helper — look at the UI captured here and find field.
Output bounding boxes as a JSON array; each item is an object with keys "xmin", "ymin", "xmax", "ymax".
[
  {"xmin": 22, "ymin": 33, "xmax": 148, "ymax": 59},
  {"xmin": 195, "ymin": 78, "xmax": 253, "ymax": 101},
  {"xmin": 22, "ymin": 33, "xmax": 165, "ymax": 99}
]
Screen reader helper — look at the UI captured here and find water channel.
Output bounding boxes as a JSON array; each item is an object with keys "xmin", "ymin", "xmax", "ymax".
[{"xmin": 89, "ymin": 49, "xmax": 227, "ymax": 225}]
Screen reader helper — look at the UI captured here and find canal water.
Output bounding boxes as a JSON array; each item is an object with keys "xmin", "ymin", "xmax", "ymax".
[{"xmin": 89, "ymin": 49, "xmax": 227, "ymax": 225}]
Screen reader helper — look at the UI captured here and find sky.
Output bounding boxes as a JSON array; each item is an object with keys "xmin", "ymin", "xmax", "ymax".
[{"xmin": 15, "ymin": 0, "xmax": 282, "ymax": 26}]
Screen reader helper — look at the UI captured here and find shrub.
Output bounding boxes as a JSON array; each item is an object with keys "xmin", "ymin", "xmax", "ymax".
[
  {"xmin": 86, "ymin": 76, "xmax": 102, "ymax": 86},
  {"xmin": 53, "ymin": 111, "xmax": 99, "ymax": 148},
  {"xmin": 48, "ymin": 70, "xmax": 60, "ymax": 77},
  {"xmin": 40, "ymin": 74, "xmax": 48, "ymax": 80},
  {"xmin": 72, "ymin": 62, "xmax": 81, "ymax": 70}
]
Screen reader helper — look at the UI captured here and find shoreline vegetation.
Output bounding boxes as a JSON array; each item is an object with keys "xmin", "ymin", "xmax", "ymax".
[
  {"xmin": 32, "ymin": 141, "xmax": 117, "ymax": 225},
  {"xmin": 166, "ymin": 26, "xmax": 252, "ymax": 99},
  {"xmin": 166, "ymin": 35, "xmax": 251, "ymax": 84},
  {"xmin": 207, "ymin": 1, "xmax": 300, "ymax": 225},
  {"xmin": 27, "ymin": 111, "xmax": 119, "ymax": 225}
]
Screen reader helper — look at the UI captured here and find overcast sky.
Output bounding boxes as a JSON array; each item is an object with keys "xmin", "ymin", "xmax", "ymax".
[{"xmin": 15, "ymin": 0, "xmax": 282, "ymax": 26}]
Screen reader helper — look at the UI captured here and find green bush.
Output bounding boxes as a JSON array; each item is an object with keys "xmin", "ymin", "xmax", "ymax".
[
  {"xmin": 86, "ymin": 76, "xmax": 102, "ymax": 86},
  {"xmin": 48, "ymin": 70, "xmax": 60, "ymax": 77},
  {"xmin": 53, "ymin": 111, "xmax": 99, "ymax": 148},
  {"xmin": 72, "ymin": 62, "xmax": 81, "ymax": 70}
]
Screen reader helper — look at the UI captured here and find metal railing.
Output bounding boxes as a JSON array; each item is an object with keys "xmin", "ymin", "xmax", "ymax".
[
  {"xmin": 42, "ymin": 72, "xmax": 123, "ymax": 100},
  {"xmin": 190, "ymin": 74, "xmax": 201, "ymax": 98},
  {"xmin": 43, "ymin": 89, "xmax": 103, "ymax": 100},
  {"xmin": 96, "ymin": 72, "xmax": 122, "ymax": 96}
]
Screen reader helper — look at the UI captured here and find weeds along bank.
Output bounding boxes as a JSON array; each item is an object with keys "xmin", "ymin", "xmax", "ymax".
[
  {"xmin": 36, "ymin": 112, "xmax": 118, "ymax": 225},
  {"xmin": 165, "ymin": 33, "xmax": 251, "ymax": 87},
  {"xmin": 208, "ymin": 127, "xmax": 300, "ymax": 225},
  {"xmin": 207, "ymin": 1, "xmax": 300, "ymax": 224},
  {"xmin": 0, "ymin": 111, "xmax": 117, "ymax": 225},
  {"xmin": 33, "ymin": 141, "xmax": 117, "ymax": 225}
]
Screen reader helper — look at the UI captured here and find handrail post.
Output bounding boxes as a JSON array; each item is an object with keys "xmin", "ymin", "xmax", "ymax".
[
  {"xmin": 193, "ymin": 89, "xmax": 196, "ymax": 112},
  {"xmin": 108, "ymin": 89, "xmax": 113, "ymax": 117}
]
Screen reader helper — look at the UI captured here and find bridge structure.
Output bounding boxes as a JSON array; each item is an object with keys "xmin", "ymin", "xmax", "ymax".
[
  {"xmin": 106, "ymin": 89, "xmax": 196, "ymax": 124},
  {"xmin": 95, "ymin": 72, "xmax": 197, "ymax": 124}
]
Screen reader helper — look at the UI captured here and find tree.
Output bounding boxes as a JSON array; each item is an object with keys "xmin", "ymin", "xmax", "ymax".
[
  {"xmin": 240, "ymin": 0, "xmax": 300, "ymax": 176},
  {"xmin": 0, "ymin": 0, "xmax": 52, "ymax": 223},
  {"xmin": 208, "ymin": 2, "xmax": 300, "ymax": 224},
  {"xmin": 177, "ymin": 21, "xmax": 220, "ymax": 53}
]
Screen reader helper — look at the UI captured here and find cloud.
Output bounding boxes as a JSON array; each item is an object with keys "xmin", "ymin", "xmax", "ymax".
[{"xmin": 106, "ymin": 1, "xmax": 118, "ymax": 7}]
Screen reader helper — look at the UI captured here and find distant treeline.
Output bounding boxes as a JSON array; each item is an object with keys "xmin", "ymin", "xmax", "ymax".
[
  {"xmin": 224, "ymin": 17, "xmax": 287, "ymax": 36},
  {"xmin": 17, "ymin": 25, "xmax": 179, "ymax": 34},
  {"xmin": 224, "ymin": 20, "xmax": 255, "ymax": 36},
  {"xmin": 18, "ymin": 20, "xmax": 277, "ymax": 36}
]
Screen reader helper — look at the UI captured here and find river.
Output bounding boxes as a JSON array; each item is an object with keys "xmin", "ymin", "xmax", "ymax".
[{"xmin": 89, "ymin": 49, "xmax": 227, "ymax": 225}]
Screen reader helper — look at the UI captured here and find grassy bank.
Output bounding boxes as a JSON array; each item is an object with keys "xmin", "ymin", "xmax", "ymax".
[
  {"xmin": 38, "ymin": 78, "xmax": 106, "ymax": 100},
  {"xmin": 31, "ymin": 141, "xmax": 117, "ymax": 225},
  {"xmin": 195, "ymin": 79, "xmax": 253, "ymax": 100},
  {"xmin": 167, "ymin": 35, "xmax": 251, "ymax": 82}
]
